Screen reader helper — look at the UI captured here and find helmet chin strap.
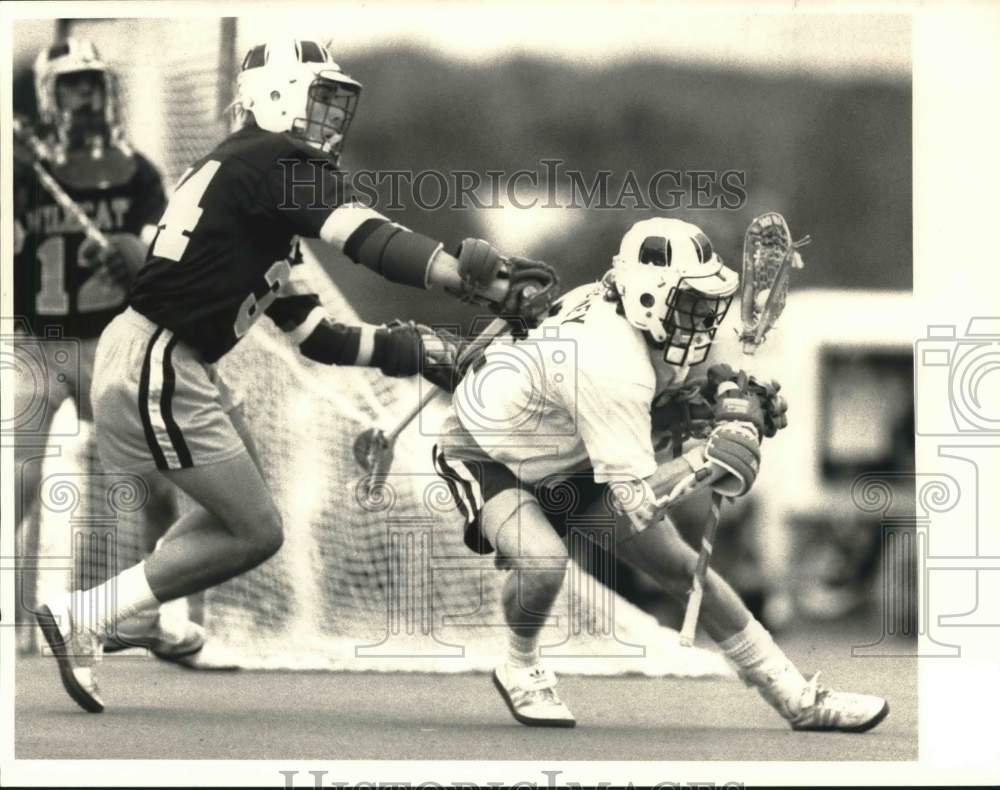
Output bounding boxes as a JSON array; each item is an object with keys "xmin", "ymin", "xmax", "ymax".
[{"xmin": 320, "ymin": 132, "xmax": 343, "ymax": 154}]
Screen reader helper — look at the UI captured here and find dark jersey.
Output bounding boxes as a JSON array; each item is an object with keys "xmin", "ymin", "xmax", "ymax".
[
  {"xmin": 13, "ymin": 151, "xmax": 166, "ymax": 339},
  {"xmin": 129, "ymin": 126, "xmax": 351, "ymax": 363}
]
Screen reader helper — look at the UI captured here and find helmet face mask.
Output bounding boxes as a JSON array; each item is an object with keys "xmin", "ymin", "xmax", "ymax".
[
  {"xmin": 297, "ymin": 76, "xmax": 360, "ymax": 157},
  {"xmin": 610, "ymin": 217, "xmax": 739, "ymax": 367},
  {"xmin": 661, "ymin": 285, "xmax": 733, "ymax": 365},
  {"xmin": 55, "ymin": 70, "xmax": 107, "ymax": 146},
  {"xmin": 34, "ymin": 39, "xmax": 126, "ymax": 159}
]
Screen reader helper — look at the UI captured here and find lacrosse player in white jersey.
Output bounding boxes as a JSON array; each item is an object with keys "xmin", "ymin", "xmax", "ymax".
[{"xmin": 434, "ymin": 217, "xmax": 889, "ymax": 731}]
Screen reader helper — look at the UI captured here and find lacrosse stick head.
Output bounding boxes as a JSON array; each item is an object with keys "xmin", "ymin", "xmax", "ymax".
[
  {"xmin": 739, "ymin": 212, "xmax": 808, "ymax": 354},
  {"xmin": 353, "ymin": 426, "xmax": 393, "ymax": 475}
]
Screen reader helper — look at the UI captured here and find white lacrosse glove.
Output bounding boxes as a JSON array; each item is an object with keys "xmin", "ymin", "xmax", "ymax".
[{"xmin": 703, "ymin": 420, "xmax": 761, "ymax": 497}]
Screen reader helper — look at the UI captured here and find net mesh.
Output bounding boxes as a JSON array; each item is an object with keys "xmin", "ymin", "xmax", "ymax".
[{"xmin": 31, "ymin": 17, "xmax": 731, "ymax": 677}]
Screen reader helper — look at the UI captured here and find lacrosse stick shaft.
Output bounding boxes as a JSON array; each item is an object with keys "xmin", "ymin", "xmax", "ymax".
[
  {"xmin": 13, "ymin": 118, "xmax": 111, "ymax": 255},
  {"xmin": 380, "ymin": 314, "xmax": 512, "ymax": 442},
  {"xmin": 385, "ymin": 387, "xmax": 441, "ymax": 443},
  {"xmin": 679, "ymin": 490, "xmax": 724, "ymax": 646},
  {"xmin": 682, "ymin": 212, "xmax": 805, "ymax": 638}
]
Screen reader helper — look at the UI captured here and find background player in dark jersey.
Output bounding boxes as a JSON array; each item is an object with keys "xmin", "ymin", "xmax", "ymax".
[
  {"xmin": 35, "ymin": 38, "xmax": 559, "ymax": 712},
  {"xmin": 14, "ymin": 38, "xmax": 204, "ymax": 663}
]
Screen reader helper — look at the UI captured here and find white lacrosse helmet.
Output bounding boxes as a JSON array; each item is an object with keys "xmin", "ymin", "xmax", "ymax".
[
  {"xmin": 235, "ymin": 39, "xmax": 362, "ymax": 162},
  {"xmin": 33, "ymin": 38, "xmax": 126, "ymax": 154},
  {"xmin": 610, "ymin": 218, "xmax": 739, "ymax": 366}
]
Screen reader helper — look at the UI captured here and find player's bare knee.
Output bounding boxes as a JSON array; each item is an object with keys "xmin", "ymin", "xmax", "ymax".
[
  {"xmin": 231, "ymin": 503, "xmax": 284, "ymax": 564},
  {"xmin": 256, "ymin": 507, "xmax": 285, "ymax": 559},
  {"xmin": 502, "ymin": 533, "xmax": 569, "ymax": 572},
  {"xmin": 506, "ymin": 547, "xmax": 569, "ymax": 599},
  {"xmin": 531, "ymin": 566, "xmax": 569, "ymax": 599}
]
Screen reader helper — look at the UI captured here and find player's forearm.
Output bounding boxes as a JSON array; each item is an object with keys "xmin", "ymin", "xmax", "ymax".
[
  {"xmin": 319, "ymin": 205, "xmax": 509, "ymax": 301},
  {"xmin": 295, "ymin": 312, "xmax": 443, "ymax": 378},
  {"xmin": 612, "ymin": 448, "xmax": 711, "ymax": 534},
  {"xmin": 425, "ymin": 248, "xmax": 510, "ymax": 302},
  {"xmin": 320, "ymin": 205, "xmax": 441, "ymax": 289},
  {"xmin": 645, "ymin": 447, "xmax": 706, "ymax": 499},
  {"xmin": 297, "ymin": 315, "xmax": 406, "ymax": 370}
]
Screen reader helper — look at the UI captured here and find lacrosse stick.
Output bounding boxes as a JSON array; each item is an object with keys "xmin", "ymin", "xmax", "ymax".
[
  {"xmin": 13, "ymin": 116, "xmax": 111, "ymax": 267},
  {"xmin": 739, "ymin": 211, "xmax": 810, "ymax": 354},
  {"xmin": 680, "ymin": 212, "xmax": 807, "ymax": 646},
  {"xmin": 679, "ymin": 490, "xmax": 724, "ymax": 646},
  {"xmin": 352, "ymin": 313, "xmax": 514, "ymax": 479}
]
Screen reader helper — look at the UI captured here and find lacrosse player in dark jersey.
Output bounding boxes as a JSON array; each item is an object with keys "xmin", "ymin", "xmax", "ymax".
[
  {"xmin": 35, "ymin": 38, "xmax": 558, "ymax": 713},
  {"xmin": 14, "ymin": 39, "xmax": 204, "ymax": 663}
]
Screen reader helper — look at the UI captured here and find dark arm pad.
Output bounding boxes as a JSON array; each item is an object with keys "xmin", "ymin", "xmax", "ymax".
[
  {"xmin": 298, "ymin": 319, "xmax": 363, "ymax": 366},
  {"xmin": 343, "ymin": 218, "xmax": 440, "ymax": 289},
  {"xmin": 265, "ymin": 293, "xmax": 322, "ymax": 334}
]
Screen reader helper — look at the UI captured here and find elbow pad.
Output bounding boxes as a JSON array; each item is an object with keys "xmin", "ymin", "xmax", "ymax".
[{"xmin": 343, "ymin": 218, "xmax": 441, "ymax": 289}]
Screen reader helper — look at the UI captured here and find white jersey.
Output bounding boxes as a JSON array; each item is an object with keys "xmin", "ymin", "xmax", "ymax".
[{"xmin": 445, "ymin": 281, "xmax": 690, "ymax": 484}]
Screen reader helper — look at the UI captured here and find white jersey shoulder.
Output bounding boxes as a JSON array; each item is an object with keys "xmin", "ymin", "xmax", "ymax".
[{"xmin": 544, "ymin": 282, "xmax": 655, "ymax": 391}]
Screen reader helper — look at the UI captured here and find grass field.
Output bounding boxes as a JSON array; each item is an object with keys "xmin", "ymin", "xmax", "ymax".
[{"xmin": 16, "ymin": 623, "xmax": 916, "ymax": 761}]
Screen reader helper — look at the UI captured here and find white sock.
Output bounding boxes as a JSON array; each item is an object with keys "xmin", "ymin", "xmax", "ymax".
[
  {"xmin": 718, "ymin": 618, "xmax": 806, "ymax": 686},
  {"xmin": 718, "ymin": 619, "xmax": 813, "ymax": 719},
  {"xmin": 69, "ymin": 562, "xmax": 161, "ymax": 637},
  {"xmin": 506, "ymin": 630, "xmax": 540, "ymax": 669}
]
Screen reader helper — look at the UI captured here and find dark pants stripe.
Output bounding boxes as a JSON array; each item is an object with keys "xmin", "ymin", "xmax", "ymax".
[
  {"xmin": 138, "ymin": 327, "xmax": 168, "ymax": 470},
  {"xmin": 160, "ymin": 335, "xmax": 194, "ymax": 468}
]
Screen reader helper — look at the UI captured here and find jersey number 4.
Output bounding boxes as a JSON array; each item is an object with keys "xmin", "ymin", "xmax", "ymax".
[
  {"xmin": 150, "ymin": 159, "xmax": 292, "ymax": 339},
  {"xmin": 151, "ymin": 160, "xmax": 222, "ymax": 262}
]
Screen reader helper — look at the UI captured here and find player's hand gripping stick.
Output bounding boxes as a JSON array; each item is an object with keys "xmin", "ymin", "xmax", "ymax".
[
  {"xmin": 353, "ymin": 284, "xmax": 536, "ymax": 479},
  {"xmin": 12, "ymin": 116, "xmax": 112, "ymax": 267}
]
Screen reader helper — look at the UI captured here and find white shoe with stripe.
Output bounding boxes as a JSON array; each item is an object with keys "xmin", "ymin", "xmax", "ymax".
[
  {"xmin": 103, "ymin": 609, "xmax": 206, "ymax": 666},
  {"xmin": 745, "ymin": 663, "xmax": 889, "ymax": 733},
  {"xmin": 35, "ymin": 598, "xmax": 105, "ymax": 713},
  {"xmin": 492, "ymin": 663, "xmax": 576, "ymax": 728}
]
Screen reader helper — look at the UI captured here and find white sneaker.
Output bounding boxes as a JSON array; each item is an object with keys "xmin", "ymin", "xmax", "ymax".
[
  {"xmin": 746, "ymin": 663, "xmax": 889, "ymax": 733},
  {"xmin": 103, "ymin": 610, "xmax": 206, "ymax": 666},
  {"xmin": 788, "ymin": 673, "xmax": 889, "ymax": 732},
  {"xmin": 492, "ymin": 663, "xmax": 576, "ymax": 728},
  {"xmin": 35, "ymin": 598, "xmax": 105, "ymax": 713}
]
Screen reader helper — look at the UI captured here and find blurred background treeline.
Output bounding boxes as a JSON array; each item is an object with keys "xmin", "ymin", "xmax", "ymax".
[
  {"xmin": 14, "ymin": 43, "xmax": 909, "ymax": 327},
  {"xmin": 327, "ymin": 48, "xmax": 911, "ymax": 327}
]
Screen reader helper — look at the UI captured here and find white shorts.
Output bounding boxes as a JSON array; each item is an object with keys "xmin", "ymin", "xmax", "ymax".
[{"xmin": 91, "ymin": 308, "xmax": 245, "ymax": 472}]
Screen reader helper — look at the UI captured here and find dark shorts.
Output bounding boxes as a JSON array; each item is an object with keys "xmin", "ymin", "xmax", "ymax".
[{"xmin": 432, "ymin": 444, "xmax": 610, "ymax": 555}]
